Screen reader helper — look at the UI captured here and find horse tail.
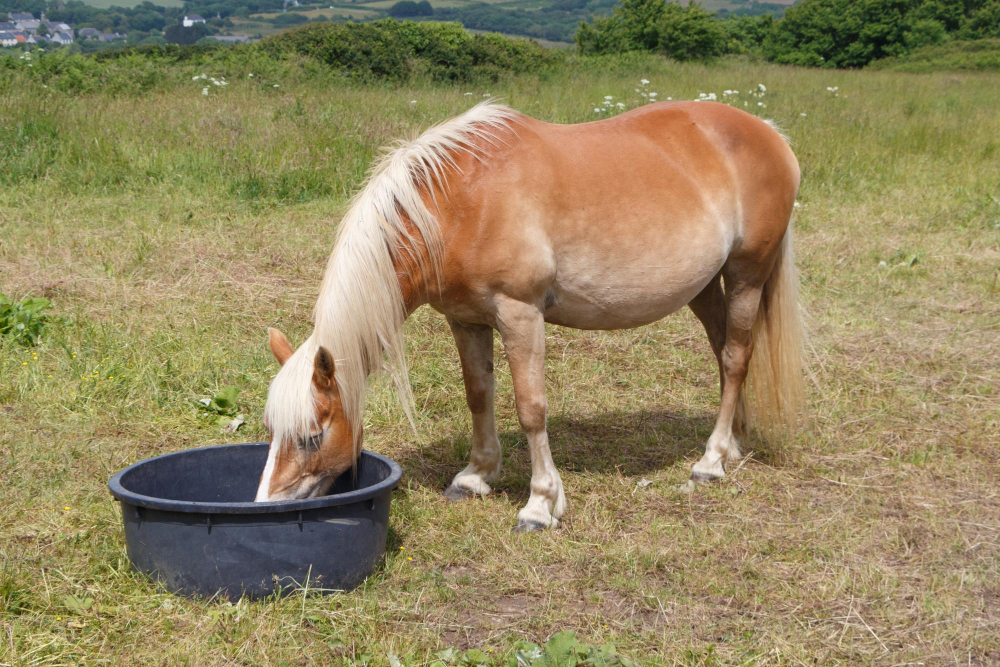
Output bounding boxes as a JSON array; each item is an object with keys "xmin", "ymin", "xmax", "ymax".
[{"xmin": 744, "ymin": 227, "xmax": 807, "ymax": 443}]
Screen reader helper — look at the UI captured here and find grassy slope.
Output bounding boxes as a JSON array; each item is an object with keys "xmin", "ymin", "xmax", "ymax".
[
  {"xmin": 869, "ymin": 38, "xmax": 1000, "ymax": 72},
  {"xmin": 1, "ymin": 56, "xmax": 999, "ymax": 665}
]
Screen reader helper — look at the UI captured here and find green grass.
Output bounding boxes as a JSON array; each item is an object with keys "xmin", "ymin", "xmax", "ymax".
[
  {"xmin": 869, "ymin": 38, "xmax": 1000, "ymax": 72},
  {"xmin": 2, "ymin": 54, "xmax": 999, "ymax": 665}
]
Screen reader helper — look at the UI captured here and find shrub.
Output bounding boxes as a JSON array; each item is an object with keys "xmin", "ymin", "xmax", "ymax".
[
  {"xmin": 388, "ymin": 0, "xmax": 433, "ymax": 18},
  {"xmin": 764, "ymin": 0, "xmax": 1000, "ymax": 68},
  {"xmin": 261, "ymin": 21, "xmax": 413, "ymax": 80},
  {"xmin": 263, "ymin": 20, "xmax": 552, "ymax": 82},
  {"xmin": 576, "ymin": 0, "xmax": 727, "ymax": 60},
  {"xmin": 721, "ymin": 13, "xmax": 774, "ymax": 54},
  {"xmin": 657, "ymin": 1, "xmax": 726, "ymax": 60}
]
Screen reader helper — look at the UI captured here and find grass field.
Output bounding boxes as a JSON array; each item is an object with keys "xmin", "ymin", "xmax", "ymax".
[
  {"xmin": 74, "ymin": 0, "xmax": 184, "ymax": 8},
  {"xmin": 251, "ymin": 6, "xmax": 383, "ymax": 20},
  {"xmin": 1, "ymin": 55, "xmax": 999, "ymax": 665}
]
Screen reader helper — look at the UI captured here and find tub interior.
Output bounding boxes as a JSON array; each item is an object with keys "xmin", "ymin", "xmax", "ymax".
[{"xmin": 117, "ymin": 444, "xmax": 389, "ymax": 503}]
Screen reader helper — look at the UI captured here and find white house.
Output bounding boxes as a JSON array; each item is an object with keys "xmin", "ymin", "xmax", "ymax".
[
  {"xmin": 0, "ymin": 31, "xmax": 16, "ymax": 47},
  {"xmin": 182, "ymin": 14, "xmax": 206, "ymax": 27},
  {"xmin": 50, "ymin": 31, "xmax": 73, "ymax": 45}
]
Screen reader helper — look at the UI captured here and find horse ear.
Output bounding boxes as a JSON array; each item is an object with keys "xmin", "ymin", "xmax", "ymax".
[
  {"xmin": 313, "ymin": 346, "xmax": 337, "ymax": 393},
  {"xmin": 268, "ymin": 327, "xmax": 293, "ymax": 366}
]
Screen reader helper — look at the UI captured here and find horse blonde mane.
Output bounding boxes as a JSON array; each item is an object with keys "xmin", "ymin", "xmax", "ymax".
[{"xmin": 264, "ymin": 102, "xmax": 518, "ymax": 453}]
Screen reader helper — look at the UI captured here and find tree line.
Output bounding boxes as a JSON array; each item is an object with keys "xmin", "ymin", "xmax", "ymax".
[{"xmin": 576, "ymin": 0, "xmax": 1000, "ymax": 66}]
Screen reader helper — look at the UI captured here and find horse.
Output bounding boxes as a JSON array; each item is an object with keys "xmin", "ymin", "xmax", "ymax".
[{"xmin": 255, "ymin": 100, "xmax": 805, "ymax": 532}]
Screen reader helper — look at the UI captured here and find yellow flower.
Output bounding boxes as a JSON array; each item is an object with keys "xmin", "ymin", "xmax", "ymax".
[
  {"xmin": 64, "ymin": 506, "xmax": 70, "ymax": 511},
  {"xmin": 407, "ymin": 557, "xmax": 413, "ymax": 561},
  {"xmin": 22, "ymin": 361, "xmax": 28, "ymax": 366}
]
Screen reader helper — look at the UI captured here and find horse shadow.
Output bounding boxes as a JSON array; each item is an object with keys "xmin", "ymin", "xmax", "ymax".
[{"xmin": 397, "ymin": 408, "xmax": 716, "ymax": 502}]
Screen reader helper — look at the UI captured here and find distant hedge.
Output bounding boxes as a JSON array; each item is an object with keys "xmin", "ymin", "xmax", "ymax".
[{"xmin": 262, "ymin": 20, "xmax": 557, "ymax": 82}]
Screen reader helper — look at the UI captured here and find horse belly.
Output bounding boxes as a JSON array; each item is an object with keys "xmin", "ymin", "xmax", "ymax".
[{"xmin": 542, "ymin": 226, "xmax": 730, "ymax": 330}]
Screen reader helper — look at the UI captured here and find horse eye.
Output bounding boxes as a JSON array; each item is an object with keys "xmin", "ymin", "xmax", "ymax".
[{"xmin": 302, "ymin": 432, "xmax": 324, "ymax": 451}]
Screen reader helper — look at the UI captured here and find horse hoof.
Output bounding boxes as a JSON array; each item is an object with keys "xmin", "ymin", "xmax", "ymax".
[
  {"xmin": 443, "ymin": 484, "xmax": 476, "ymax": 501},
  {"xmin": 690, "ymin": 471, "xmax": 723, "ymax": 484},
  {"xmin": 513, "ymin": 519, "xmax": 549, "ymax": 533}
]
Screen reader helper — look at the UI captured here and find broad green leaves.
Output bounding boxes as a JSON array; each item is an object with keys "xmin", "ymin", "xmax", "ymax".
[
  {"xmin": 508, "ymin": 632, "xmax": 636, "ymax": 667},
  {"xmin": 0, "ymin": 294, "xmax": 52, "ymax": 346},
  {"xmin": 194, "ymin": 386, "xmax": 245, "ymax": 430}
]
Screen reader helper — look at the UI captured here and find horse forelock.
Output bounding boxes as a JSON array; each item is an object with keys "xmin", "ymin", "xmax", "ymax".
[{"xmin": 263, "ymin": 339, "xmax": 320, "ymax": 451}]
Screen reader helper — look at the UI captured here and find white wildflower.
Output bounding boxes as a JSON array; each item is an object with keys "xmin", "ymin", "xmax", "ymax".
[
  {"xmin": 758, "ymin": 83, "xmax": 766, "ymax": 92},
  {"xmin": 604, "ymin": 95, "xmax": 613, "ymax": 100},
  {"xmin": 202, "ymin": 87, "xmax": 209, "ymax": 95},
  {"xmin": 640, "ymin": 78, "xmax": 649, "ymax": 85},
  {"xmin": 616, "ymin": 102, "xmax": 625, "ymax": 109}
]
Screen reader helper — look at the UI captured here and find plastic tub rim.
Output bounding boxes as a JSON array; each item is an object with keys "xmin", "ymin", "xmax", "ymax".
[{"xmin": 108, "ymin": 443, "xmax": 402, "ymax": 514}]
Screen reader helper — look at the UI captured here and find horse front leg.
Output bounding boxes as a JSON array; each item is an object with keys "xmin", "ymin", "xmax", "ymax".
[
  {"xmin": 495, "ymin": 297, "xmax": 565, "ymax": 532},
  {"xmin": 444, "ymin": 318, "xmax": 502, "ymax": 499}
]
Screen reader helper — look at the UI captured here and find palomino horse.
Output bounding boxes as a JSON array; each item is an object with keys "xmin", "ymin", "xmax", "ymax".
[{"xmin": 256, "ymin": 101, "xmax": 805, "ymax": 531}]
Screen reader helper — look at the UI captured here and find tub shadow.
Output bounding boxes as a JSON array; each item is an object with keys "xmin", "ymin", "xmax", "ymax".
[{"xmin": 398, "ymin": 408, "xmax": 715, "ymax": 501}]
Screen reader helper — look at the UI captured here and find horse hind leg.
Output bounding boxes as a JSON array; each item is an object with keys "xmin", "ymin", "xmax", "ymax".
[
  {"xmin": 683, "ymin": 263, "xmax": 766, "ymax": 490},
  {"xmin": 444, "ymin": 318, "xmax": 503, "ymax": 500},
  {"xmin": 688, "ymin": 273, "xmax": 748, "ymax": 440}
]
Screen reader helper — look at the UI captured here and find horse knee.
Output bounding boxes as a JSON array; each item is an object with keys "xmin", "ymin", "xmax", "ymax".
[{"xmin": 516, "ymin": 398, "xmax": 547, "ymax": 433}]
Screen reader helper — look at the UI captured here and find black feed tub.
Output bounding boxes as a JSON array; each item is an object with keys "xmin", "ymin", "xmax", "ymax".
[{"xmin": 108, "ymin": 443, "xmax": 402, "ymax": 599}]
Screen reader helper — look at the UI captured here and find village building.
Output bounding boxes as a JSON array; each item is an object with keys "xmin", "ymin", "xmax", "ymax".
[
  {"xmin": 42, "ymin": 19, "xmax": 72, "ymax": 32},
  {"xmin": 182, "ymin": 14, "xmax": 206, "ymax": 27}
]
